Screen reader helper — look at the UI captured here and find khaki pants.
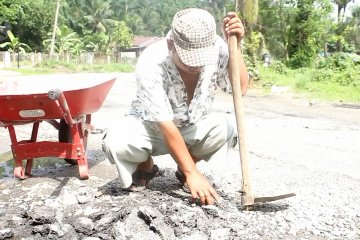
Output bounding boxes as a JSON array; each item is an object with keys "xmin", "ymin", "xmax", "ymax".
[{"xmin": 102, "ymin": 112, "xmax": 237, "ymax": 188}]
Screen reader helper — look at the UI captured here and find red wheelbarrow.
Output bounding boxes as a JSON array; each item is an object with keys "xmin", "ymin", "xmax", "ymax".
[{"xmin": 0, "ymin": 73, "xmax": 116, "ymax": 180}]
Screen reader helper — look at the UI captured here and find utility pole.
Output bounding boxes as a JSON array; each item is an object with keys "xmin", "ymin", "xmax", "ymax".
[
  {"xmin": 17, "ymin": 6, "xmax": 21, "ymax": 68},
  {"xmin": 50, "ymin": 0, "xmax": 61, "ymax": 58}
]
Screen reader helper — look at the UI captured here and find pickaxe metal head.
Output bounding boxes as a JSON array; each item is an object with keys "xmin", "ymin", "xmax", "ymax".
[{"xmin": 241, "ymin": 193, "xmax": 296, "ymax": 208}]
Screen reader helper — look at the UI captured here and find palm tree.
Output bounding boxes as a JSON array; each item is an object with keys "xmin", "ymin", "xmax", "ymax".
[
  {"xmin": 60, "ymin": 0, "xmax": 86, "ymax": 34},
  {"xmin": 350, "ymin": 5, "xmax": 360, "ymax": 49},
  {"xmin": 111, "ymin": 0, "xmax": 137, "ymax": 20},
  {"xmin": 333, "ymin": 0, "xmax": 354, "ymax": 23},
  {"xmin": 333, "ymin": 0, "xmax": 354, "ymax": 51},
  {"xmin": 137, "ymin": 6, "xmax": 161, "ymax": 36},
  {"xmin": 125, "ymin": 14, "xmax": 145, "ymax": 35},
  {"xmin": 83, "ymin": 0, "xmax": 114, "ymax": 33}
]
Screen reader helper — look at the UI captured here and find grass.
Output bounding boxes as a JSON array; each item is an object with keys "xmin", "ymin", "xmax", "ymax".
[
  {"xmin": 3, "ymin": 60, "xmax": 134, "ymax": 75},
  {"xmin": 299, "ymin": 81, "xmax": 360, "ymax": 103},
  {"xmin": 258, "ymin": 66, "xmax": 360, "ymax": 104}
]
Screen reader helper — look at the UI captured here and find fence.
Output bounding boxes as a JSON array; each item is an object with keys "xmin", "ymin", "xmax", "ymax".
[{"xmin": 0, "ymin": 51, "xmax": 137, "ymax": 68}]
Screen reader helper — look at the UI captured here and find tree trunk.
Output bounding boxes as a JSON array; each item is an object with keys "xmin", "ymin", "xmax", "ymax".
[{"xmin": 50, "ymin": 0, "xmax": 61, "ymax": 58}]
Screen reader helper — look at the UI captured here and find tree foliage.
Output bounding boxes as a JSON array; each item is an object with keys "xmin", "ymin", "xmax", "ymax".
[
  {"xmin": 0, "ymin": 0, "xmax": 359, "ymax": 68},
  {"xmin": 0, "ymin": 0, "xmax": 54, "ymax": 51}
]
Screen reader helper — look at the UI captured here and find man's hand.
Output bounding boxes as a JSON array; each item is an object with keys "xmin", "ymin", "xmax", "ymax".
[
  {"xmin": 158, "ymin": 121, "xmax": 221, "ymax": 205},
  {"xmin": 184, "ymin": 169, "xmax": 221, "ymax": 205},
  {"xmin": 223, "ymin": 12, "xmax": 245, "ymax": 43}
]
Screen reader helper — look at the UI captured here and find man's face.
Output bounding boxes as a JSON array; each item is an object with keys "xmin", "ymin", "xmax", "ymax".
[{"xmin": 169, "ymin": 41, "xmax": 204, "ymax": 74}]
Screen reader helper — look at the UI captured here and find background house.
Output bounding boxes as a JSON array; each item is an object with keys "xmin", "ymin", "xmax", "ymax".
[{"xmin": 121, "ymin": 36, "xmax": 163, "ymax": 58}]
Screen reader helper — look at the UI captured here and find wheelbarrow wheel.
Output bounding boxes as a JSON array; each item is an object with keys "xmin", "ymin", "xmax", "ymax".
[{"xmin": 58, "ymin": 119, "xmax": 88, "ymax": 165}]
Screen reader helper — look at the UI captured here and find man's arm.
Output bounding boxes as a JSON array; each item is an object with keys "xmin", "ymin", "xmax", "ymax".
[{"xmin": 158, "ymin": 121, "xmax": 220, "ymax": 205}]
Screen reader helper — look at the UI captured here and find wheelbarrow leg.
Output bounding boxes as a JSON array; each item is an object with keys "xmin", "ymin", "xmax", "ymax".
[
  {"xmin": 24, "ymin": 122, "xmax": 40, "ymax": 176},
  {"xmin": 78, "ymin": 155, "xmax": 89, "ymax": 180},
  {"xmin": 8, "ymin": 122, "xmax": 40, "ymax": 179},
  {"xmin": 79, "ymin": 115, "xmax": 90, "ymax": 180},
  {"xmin": 8, "ymin": 125, "xmax": 27, "ymax": 179},
  {"xmin": 8, "ymin": 125, "xmax": 24, "ymax": 179},
  {"xmin": 71, "ymin": 124, "xmax": 89, "ymax": 180}
]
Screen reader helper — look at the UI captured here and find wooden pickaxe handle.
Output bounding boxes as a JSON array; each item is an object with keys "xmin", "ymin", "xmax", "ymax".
[{"xmin": 228, "ymin": 34, "xmax": 253, "ymax": 203}]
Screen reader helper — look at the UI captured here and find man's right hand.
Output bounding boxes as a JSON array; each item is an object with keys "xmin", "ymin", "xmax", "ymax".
[
  {"xmin": 158, "ymin": 120, "xmax": 221, "ymax": 205},
  {"xmin": 184, "ymin": 169, "xmax": 221, "ymax": 205}
]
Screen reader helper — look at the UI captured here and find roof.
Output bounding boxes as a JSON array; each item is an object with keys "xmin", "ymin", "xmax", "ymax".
[{"xmin": 133, "ymin": 36, "xmax": 163, "ymax": 48}]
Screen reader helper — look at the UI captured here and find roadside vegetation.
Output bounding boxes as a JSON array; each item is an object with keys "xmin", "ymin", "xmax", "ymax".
[{"xmin": 258, "ymin": 53, "xmax": 360, "ymax": 103}]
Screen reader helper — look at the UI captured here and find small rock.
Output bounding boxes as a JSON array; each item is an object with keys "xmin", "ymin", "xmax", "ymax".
[
  {"xmin": 202, "ymin": 205, "xmax": 220, "ymax": 218},
  {"xmin": 61, "ymin": 192, "xmax": 78, "ymax": 206},
  {"xmin": 77, "ymin": 195, "xmax": 90, "ymax": 204},
  {"xmin": 112, "ymin": 221, "xmax": 126, "ymax": 240},
  {"xmin": 138, "ymin": 206, "xmax": 176, "ymax": 240},
  {"xmin": 72, "ymin": 217, "xmax": 94, "ymax": 234},
  {"xmin": 49, "ymin": 223, "xmax": 64, "ymax": 237},
  {"xmin": 94, "ymin": 212, "xmax": 119, "ymax": 232},
  {"xmin": 89, "ymin": 210, "xmax": 107, "ymax": 221},
  {"xmin": 10, "ymin": 215, "xmax": 25, "ymax": 225},
  {"xmin": 32, "ymin": 224, "xmax": 50, "ymax": 235},
  {"xmin": 61, "ymin": 224, "xmax": 78, "ymax": 239},
  {"xmin": 1, "ymin": 189, "xmax": 10, "ymax": 195},
  {"xmin": 28, "ymin": 206, "xmax": 56, "ymax": 225},
  {"xmin": 84, "ymin": 206, "xmax": 100, "ymax": 217},
  {"xmin": 0, "ymin": 228, "xmax": 14, "ymax": 239}
]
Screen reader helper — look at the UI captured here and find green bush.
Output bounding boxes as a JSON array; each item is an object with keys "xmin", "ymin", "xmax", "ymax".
[
  {"xmin": 312, "ymin": 68, "xmax": 333, "ymax": 82},
  {"xmin": 270, "ymin": 61, "xmax": 288, "ymax": 75},
  {"xmin": 313, "ymin": 53, "xmax": 360, "ymax": 87},
  {"xmin": 286, "ymin": 50, "xmax": 315, "ymax": 69},
  {"xmin": 334, "ymin": 69, "xmax": 360, "ymax": 87},
  {"xmin": 317, "ymin": 52, "xmax": 356, "ymax": 70}
]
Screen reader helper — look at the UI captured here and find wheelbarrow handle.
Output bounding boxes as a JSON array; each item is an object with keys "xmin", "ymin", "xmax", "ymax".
[{"xmin": 48, "ymin": 89, "xmax": 76, "ymax": 126}]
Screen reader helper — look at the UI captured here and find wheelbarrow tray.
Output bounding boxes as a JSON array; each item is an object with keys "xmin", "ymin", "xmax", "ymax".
[
  {"xmin": 0, "ymin": 73, "xmax": 116, "ymax": 125},
  {"xmin": 0, "ymin": 73, "xmax": 116, "ymax": 180}
]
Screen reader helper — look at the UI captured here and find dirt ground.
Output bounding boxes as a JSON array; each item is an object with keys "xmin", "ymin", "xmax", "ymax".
[{"xmin": 0, "ymin": 73, "xmax": 359, "ymax": 239}]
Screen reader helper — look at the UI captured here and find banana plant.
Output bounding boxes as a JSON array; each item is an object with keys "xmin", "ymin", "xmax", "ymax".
[
  {"xmin": 43, "ymin": 26, "xmax": 81, "ymax": 57},
  {"xmin": 0, "ymin": 30, "xmax": 31, "ymax": 62}
]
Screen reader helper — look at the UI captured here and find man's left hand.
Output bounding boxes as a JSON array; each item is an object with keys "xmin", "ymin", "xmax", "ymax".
[{"xmin": 223, "ymin": 12, "xmax": 245, "ymax": 43}]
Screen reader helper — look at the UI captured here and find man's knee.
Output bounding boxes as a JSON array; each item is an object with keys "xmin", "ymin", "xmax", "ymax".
[
  {"xmin": 206, "ymin": 113, "xmax": 236, "ymax": 142},
  {"xmin": 102, "ymin": 130, "xmax": 149, "ymax": 164}
]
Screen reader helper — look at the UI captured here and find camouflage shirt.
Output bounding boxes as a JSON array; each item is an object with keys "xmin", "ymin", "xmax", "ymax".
[{"xmin": 129, "ymin": 36, "xmax": 231, "ymax": 129}]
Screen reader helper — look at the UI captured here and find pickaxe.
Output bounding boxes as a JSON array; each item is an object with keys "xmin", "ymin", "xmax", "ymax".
[{"xmin": 228, "ymin": 34, "xmax": 296, "ymax": 209}]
